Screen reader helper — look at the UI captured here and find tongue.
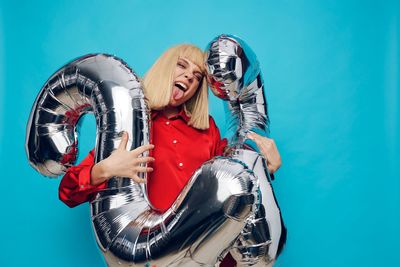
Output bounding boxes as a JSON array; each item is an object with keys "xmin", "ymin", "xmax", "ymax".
[{"xmin": 173, "ymin": 87, "xmax": 184, "ymax": 100}]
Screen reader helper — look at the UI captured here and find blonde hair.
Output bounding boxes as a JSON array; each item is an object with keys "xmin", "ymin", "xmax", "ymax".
[{"xmin": 143, "ymin": 44, "xmax": 209, "ymax": 130}]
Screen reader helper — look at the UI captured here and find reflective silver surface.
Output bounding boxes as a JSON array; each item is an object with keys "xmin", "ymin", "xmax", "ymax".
[
  {"xmin": 26, "ymin": 54, "xmax": 148, "ymax": 177},
  {"xmin": 100, "ymin": 158, "xmax": 258, "ymax": 266},
  {"xmin": 206, "ymin": 35, "xmax": 287, "ymax": 266},
  {"xmin": 26, "ymin": 54, "xmax": 259, "ymax": 266}
]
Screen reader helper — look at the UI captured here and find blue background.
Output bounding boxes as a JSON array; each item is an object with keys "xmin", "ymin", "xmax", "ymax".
[{"xmin": 0, "ymin": 0, "xmax": 399, "ymax": 266}]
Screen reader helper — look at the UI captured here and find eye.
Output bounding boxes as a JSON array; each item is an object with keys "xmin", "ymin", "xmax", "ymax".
[
  {"xmin": 177, "ymin": 62, "xmax": 186, "ymax": 68},
  {"xmin": 195, "ymin": 74, "xmax": 203, "ymax": 81},
  {"xmin": 194, "ymin": 71, "xmax": 203, "ymax": 81}
]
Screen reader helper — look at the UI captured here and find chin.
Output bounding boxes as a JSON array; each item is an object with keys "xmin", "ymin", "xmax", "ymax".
[{"xmin": 169, "ymin": 101, "xmax": 183, "ymax": 107}]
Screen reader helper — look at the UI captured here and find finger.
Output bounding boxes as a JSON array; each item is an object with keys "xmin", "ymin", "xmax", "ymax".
[
  {"xmin": 248, "ymin": 134, "xmax": 263, "ymax": 146},
  {"xmin": 247, "ymin": 132, "xmax": 263, "ymax": 142},
  {"xmin": 130, "ymin": 174, "xmax": 145, "ymax": 184},
  {"xmin": 256, "ymin": 135, "xmax": 273, "ymax": 149},
  {"xmin": 267, "ymin": 138, "xmax": 275, "ymax": 147},
  {"xmin": 248, "ymin": 132, "xmax": 273, "ymax": 143},
  {"xmin": 267, "ymin": 163, "xmax": 275, "ymax": 174},
  {"xmin": 118, "ymin": 132, "xmax": 129, "ymax": 150},
  {"xmin": 246, "ymin": 132, "xmax": 256, "ymax": 140},
  {"xmin": 136, "ymin": 166, "xmax": 154, "ymax": 173},
  {"xmin": 268, "ymin": 161, "xmax": 281, "ymax": 173},
  {"xmin": 136, "ymin": 157, "xmax": 155, "ymax": 163},
  {"xmin": 131, "ymin": 144, "xmax": 155, "ymax": 156}
]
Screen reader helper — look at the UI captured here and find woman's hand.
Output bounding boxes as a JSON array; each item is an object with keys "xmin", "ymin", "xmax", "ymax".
[
  {"xmin": 247, "ymin": 132, "xmax": 282, "ymax": 174},
  {"xmin": 90, "ymin": 132, "xmax": 155, "ymax": 185}
]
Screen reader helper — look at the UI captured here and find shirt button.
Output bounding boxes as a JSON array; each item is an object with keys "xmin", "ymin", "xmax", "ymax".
[
  {"xmin": 172, "ymin": 140, "xmax": 177, "ymax": 144},
  {"xmin": 165, "ymin": 121, "xmax": 170, "ymax": 125},
  {"xmin": 179, "ymin": 162, "xmax": 183, "ymax": 167}
]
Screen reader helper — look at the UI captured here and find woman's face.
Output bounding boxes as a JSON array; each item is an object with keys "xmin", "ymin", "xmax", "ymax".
[{"xmin": 169, "ymin": 57, "xmax": 203, "ymax": 107}]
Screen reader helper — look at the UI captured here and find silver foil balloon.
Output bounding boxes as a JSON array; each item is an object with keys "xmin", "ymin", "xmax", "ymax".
[
  {"xmin": 26, "ymin": 54, "xmax": 149, "ymax": 177},
  {"xmin": 26, "ymin": 54, "xmax": 259, "ymax": 266},
  {"xmin": 206, "ymin": 35, "xmax": 287, "ymax": 266}
]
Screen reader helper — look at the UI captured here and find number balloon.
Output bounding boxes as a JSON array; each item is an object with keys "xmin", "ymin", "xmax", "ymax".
[
  {"xmin": 26, "ymin": 53, "xmax": 259, "ymax": 266},
  {"xmin": 205, "ymin": 34, "xmax": 287, "ymax": 266}
]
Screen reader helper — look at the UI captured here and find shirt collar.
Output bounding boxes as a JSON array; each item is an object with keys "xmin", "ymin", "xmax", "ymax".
[{"xmin": 151, "ymin": 108, "xmax": 191, "ymax": 123}]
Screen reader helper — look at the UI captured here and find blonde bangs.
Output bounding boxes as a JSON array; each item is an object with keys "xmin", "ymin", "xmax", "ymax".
[
  {"xmin": 143, "ymin": 44, "xmax": 210, "ymax": 130},
  {"xmin": 179, "ymin": 46, "xmax": 206, "ymax": 73}
]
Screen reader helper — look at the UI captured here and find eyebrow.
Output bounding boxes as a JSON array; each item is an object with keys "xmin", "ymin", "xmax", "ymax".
[{"xmin": 179, "ymin": 58, "xmax": 202, "ymax": 74}]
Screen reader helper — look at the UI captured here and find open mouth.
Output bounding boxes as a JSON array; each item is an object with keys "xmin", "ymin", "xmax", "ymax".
[
  {"xmin": 174, "ymin": 82, "xmax": 188, "ymax": 92},
  {"xmin": 173, "ymin": 82, "xmax": 188, "ymax": 101}
]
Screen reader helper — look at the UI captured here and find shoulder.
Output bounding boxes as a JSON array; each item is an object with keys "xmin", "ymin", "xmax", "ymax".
[
  {"xmin": 207, "ymin": 115, "xmax": 223, "ymax": 138},
  {"xmin": 208, "ymin": 115, "xmax": 218, "ymax": 129}
]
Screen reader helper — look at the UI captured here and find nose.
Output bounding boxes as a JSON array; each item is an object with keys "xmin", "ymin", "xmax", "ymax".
[{"xmin": 184, "ymin": 71, "xmax": 194, "ymax": 82}]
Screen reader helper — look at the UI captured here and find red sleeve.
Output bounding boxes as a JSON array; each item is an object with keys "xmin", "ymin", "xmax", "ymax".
[
  {"xmin": 209, "ymin": 116, "xmax": 228, "ymax": 157},
  {"xmin": 58, "ymin": 149, "xmax": 107, "ymax": 208}
]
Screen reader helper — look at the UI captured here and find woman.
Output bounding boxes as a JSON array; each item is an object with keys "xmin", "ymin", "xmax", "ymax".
[{"xmin": 59, "ymin": 44, "xmax": 282, "ymax": 265}]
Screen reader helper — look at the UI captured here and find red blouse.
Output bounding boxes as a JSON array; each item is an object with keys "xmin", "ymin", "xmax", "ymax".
[{"xmin": 58, "ymin": 110, "xmax": 227, "ymax": 210}]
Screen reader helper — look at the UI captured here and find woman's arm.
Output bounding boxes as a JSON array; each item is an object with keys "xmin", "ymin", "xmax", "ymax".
[
  {"xmin": 59, "ymin": 132, "xmax": 154, "ymax": 207},
  {"xmin": 58, "ymin": 149, "xmax": 104, "ymax": 207}
]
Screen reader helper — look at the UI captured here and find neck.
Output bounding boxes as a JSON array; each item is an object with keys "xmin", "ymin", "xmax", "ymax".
[{"xmin": 162, "ymin": 105, "xmax": 180, "ymax": 119}]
